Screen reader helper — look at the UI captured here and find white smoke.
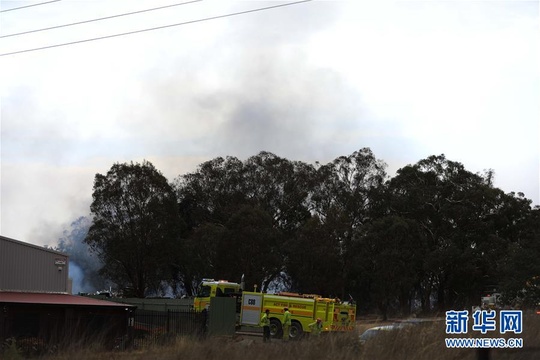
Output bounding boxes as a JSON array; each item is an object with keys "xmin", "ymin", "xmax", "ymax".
[{"xmin": 69, "ymin": 261, "xmax": 96, "ymax": 294}]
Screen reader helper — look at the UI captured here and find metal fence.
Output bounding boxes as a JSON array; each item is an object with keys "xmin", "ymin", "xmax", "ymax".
[
  {"xmin": 1, "ymin": 308, "xmax": 207, "ymax": 357},
  {"xmin": 131, "ymin": 309, "xmax": 207, "ymax": 348},
  {"xmin": 2, "ymin": 311, "xmax": 130, "ymax": 357}
]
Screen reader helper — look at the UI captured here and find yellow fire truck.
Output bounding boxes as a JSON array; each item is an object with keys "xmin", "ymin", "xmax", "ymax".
[{"xmin": 193, "ymin": 278, "xmax": 356, "ymax": 339}]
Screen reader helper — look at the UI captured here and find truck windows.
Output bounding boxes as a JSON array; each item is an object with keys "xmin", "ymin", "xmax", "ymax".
[
  {"xmin": 197, "ymin": 285, "xmax": 211, "ymax": 298},
  {"xmin": 217, "ymin": 286, "xmax": 238, "ymax": 297}
]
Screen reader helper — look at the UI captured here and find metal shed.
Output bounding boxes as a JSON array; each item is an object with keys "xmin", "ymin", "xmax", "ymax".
[
  {"xmin": 0, "ymin": 292, "xmax": 135, "ymax": 353},
  {"xmin": 0, "ymin": 235, "xmax": 69, "ymax": 293},
  {"xmin": 0, "ymin": 236, "xmax": 136, "ymax": 354}
]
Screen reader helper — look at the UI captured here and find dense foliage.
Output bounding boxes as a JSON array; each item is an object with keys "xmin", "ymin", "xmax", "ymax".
[
  {"xmin": 82, "ymin": 149, "xmax": 539, "ymax": 318},
  {"xmin": 85, "ymin": 161, "xmax": 181, "ymax": 297}
]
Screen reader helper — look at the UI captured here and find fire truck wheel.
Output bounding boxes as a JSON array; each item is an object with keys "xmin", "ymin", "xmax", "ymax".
[
  {"xmin": 290, "ymin": 321, "xmax": 303, "ymax": 340},
  {"xmin": 269, "ymin": 318, "xmax": 282, "ymax": 338}
]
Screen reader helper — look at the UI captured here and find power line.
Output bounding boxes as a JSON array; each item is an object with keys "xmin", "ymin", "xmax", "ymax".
[
  {"xmin": 0, "ymin": 0, "xmax": 312, "ymax": 57},
  {"xmin": 1, "ymin": 0, "xmax": 203, "ymax": 39},
  {"xmin": 0, "ymin": 0, "xmax": 61, "ymax": 13}
]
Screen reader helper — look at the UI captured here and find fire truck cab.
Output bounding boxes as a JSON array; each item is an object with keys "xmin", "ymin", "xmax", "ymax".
[{"xmin": 193, "ymin": 278, "xmax": 241, "ymax": 311}]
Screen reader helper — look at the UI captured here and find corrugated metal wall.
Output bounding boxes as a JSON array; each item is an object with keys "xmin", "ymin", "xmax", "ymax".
[
  {"xmin": 208, "ymin": 297, "xmax": 237, "ymax": 336},
  {"xmin": 0, "ymin": 236, "xmax": 69, "ymax": 293}
]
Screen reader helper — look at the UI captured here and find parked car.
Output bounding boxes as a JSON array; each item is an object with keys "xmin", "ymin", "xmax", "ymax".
[{"xmin": 358, "ymin": 323, "xmax": 412, "ymax": 345}]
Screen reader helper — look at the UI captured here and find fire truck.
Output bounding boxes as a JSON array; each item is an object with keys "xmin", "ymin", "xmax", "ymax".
[
  {"xmin": 481, "ymin": 292, "xmax": 502, "ymax": 310},
  {"xmin": 472, "ymin": 291, "xmax": 503, "ymax": 313},
  {"xmin": 193, "ymin": 278, "xmax": 356, "ymax": 339}
]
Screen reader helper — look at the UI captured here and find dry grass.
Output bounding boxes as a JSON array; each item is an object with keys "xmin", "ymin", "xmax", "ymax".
[
  {"xmin": 358, "ymin": 312, "xmax": 540, "ymax": 360},
  {"xmin": 31, "ymin": 313, "xmax": 540, "ymax": 360}
]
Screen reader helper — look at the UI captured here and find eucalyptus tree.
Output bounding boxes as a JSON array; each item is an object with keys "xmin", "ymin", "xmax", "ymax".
[
  {"xmin": 361, "ymin": 216, "xmax": 426, "ymax": 319},
  {"xmin": 216, "ymin": 205, "xmax": 283, "ymax": 292},
  {"xmin": 242, "ymin": 151, "xmax": 315, "ymax": 235},
  {"xmin": 176, "ymin": 156, "xmax": 246, "ymax": 228},
  {"xmin": 286, "ymin": 215, "xmax": 344, "ymax": 296},
  {"xmin": 496, "ymin": 196, "xmax": 540, "ymax": 307},
  {"xmin": 302, "ymin": 148, "xmax": 387, "ymax": 299},
  {"xmin": 85, "ymin": 160, "xmax": 181, "ymax": 297},
  {"xmin": 388, "ymin": 155, "xmax": 512, "ymax": 311},
  {"xmin": 172, "ymin": 156, "xmax": 245, "ymax": 294},
  {"xmin": 174, "ymin": 152, "xmax": 314, "ymax": 292}
]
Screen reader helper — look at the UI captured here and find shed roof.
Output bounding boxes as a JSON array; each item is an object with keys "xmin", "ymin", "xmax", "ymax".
[
  {"xmin": 0, "ymin": 291, "xmax": 135, "ymax": 308},
  {"xmin": 0, "ymin": 235, "xmax": 68, "ymax": 257}
]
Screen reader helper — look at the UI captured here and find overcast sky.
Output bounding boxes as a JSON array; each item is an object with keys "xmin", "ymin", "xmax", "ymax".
[{"xmin": 1, "ymin": 0, "xmax": 538, "ymax": 248}]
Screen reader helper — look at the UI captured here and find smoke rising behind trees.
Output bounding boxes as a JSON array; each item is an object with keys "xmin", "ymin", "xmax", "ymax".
[{"xmin": 55, "ymin": 216, "xmax": 109, "ymax": 294}]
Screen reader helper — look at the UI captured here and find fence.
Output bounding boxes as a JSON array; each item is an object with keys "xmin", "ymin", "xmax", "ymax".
[
  {"xmin": 131, "ymin": 309, "xmax": 207, "ymax": 348},
  {"xmin": 2, "ymin": 311, "xmax": 131, "ymax": 357},
  {"xmin": 1, "ymin": 308, "xmax": 207, "ymax": 356}
]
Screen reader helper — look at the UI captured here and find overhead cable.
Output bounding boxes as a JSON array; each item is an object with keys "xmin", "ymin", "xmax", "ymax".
[
  {"xmin": 0, "ymin": 0, "xmax": 312, "ymax": 57},
  {"xmin": 0, "ymin": 0, "xmax": 61, "ymax": 13},
  {"xmin": 1, "ymin": 0, "xmax": 203, "ymax": 38}
]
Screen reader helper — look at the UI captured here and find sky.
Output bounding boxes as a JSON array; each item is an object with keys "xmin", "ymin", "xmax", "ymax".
[{"xmin": 1, "ymin": 0, "xmax": 539, "ymax": 248}]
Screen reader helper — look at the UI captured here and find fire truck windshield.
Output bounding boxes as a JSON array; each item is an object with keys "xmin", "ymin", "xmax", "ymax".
[{"xmin": 197, "ymin": 285, "xmax": 211, "ymax": 297}]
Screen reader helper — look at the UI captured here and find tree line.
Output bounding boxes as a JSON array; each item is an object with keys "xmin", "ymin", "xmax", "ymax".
[{"xmin": 82, "ymin": 148, "xmax": 540, "ymax": 318}]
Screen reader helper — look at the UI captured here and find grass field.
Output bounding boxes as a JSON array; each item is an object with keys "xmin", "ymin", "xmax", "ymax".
[
  {"xmin": 356, "ymin": 312, "xmax": 540, "ymax": 360},
  {"xmin": 5, "ymin": 313, "xmax": 540, "ymax": 360}
]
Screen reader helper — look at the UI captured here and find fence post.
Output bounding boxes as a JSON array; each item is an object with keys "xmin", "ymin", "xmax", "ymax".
[
  {"xmin": 126, "ymin": 311, "xmax": 134, "ymax": 350},
  {"xmin": 201, "ymin": 309, "xmax": 208, "ymax": 338}
]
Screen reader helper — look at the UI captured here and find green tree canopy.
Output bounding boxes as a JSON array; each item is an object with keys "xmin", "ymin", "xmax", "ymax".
[
  {"xmin": 360, "ymin": 215, "xmax": 426, "ymax": 319},
  {"xmin": 174, "ymin": 152, "xmax": 315, "ymax": 293},
  {"xmin": 301, "ymin": 148, "xmax": 387, "ymax": 299},
  {"xmin": 85, "ymin": 160, "xmax": 181, "ymax": 297},
  {"xmin": 77, "ymin": 149, "xmax": 538, "ymax": 316}
]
